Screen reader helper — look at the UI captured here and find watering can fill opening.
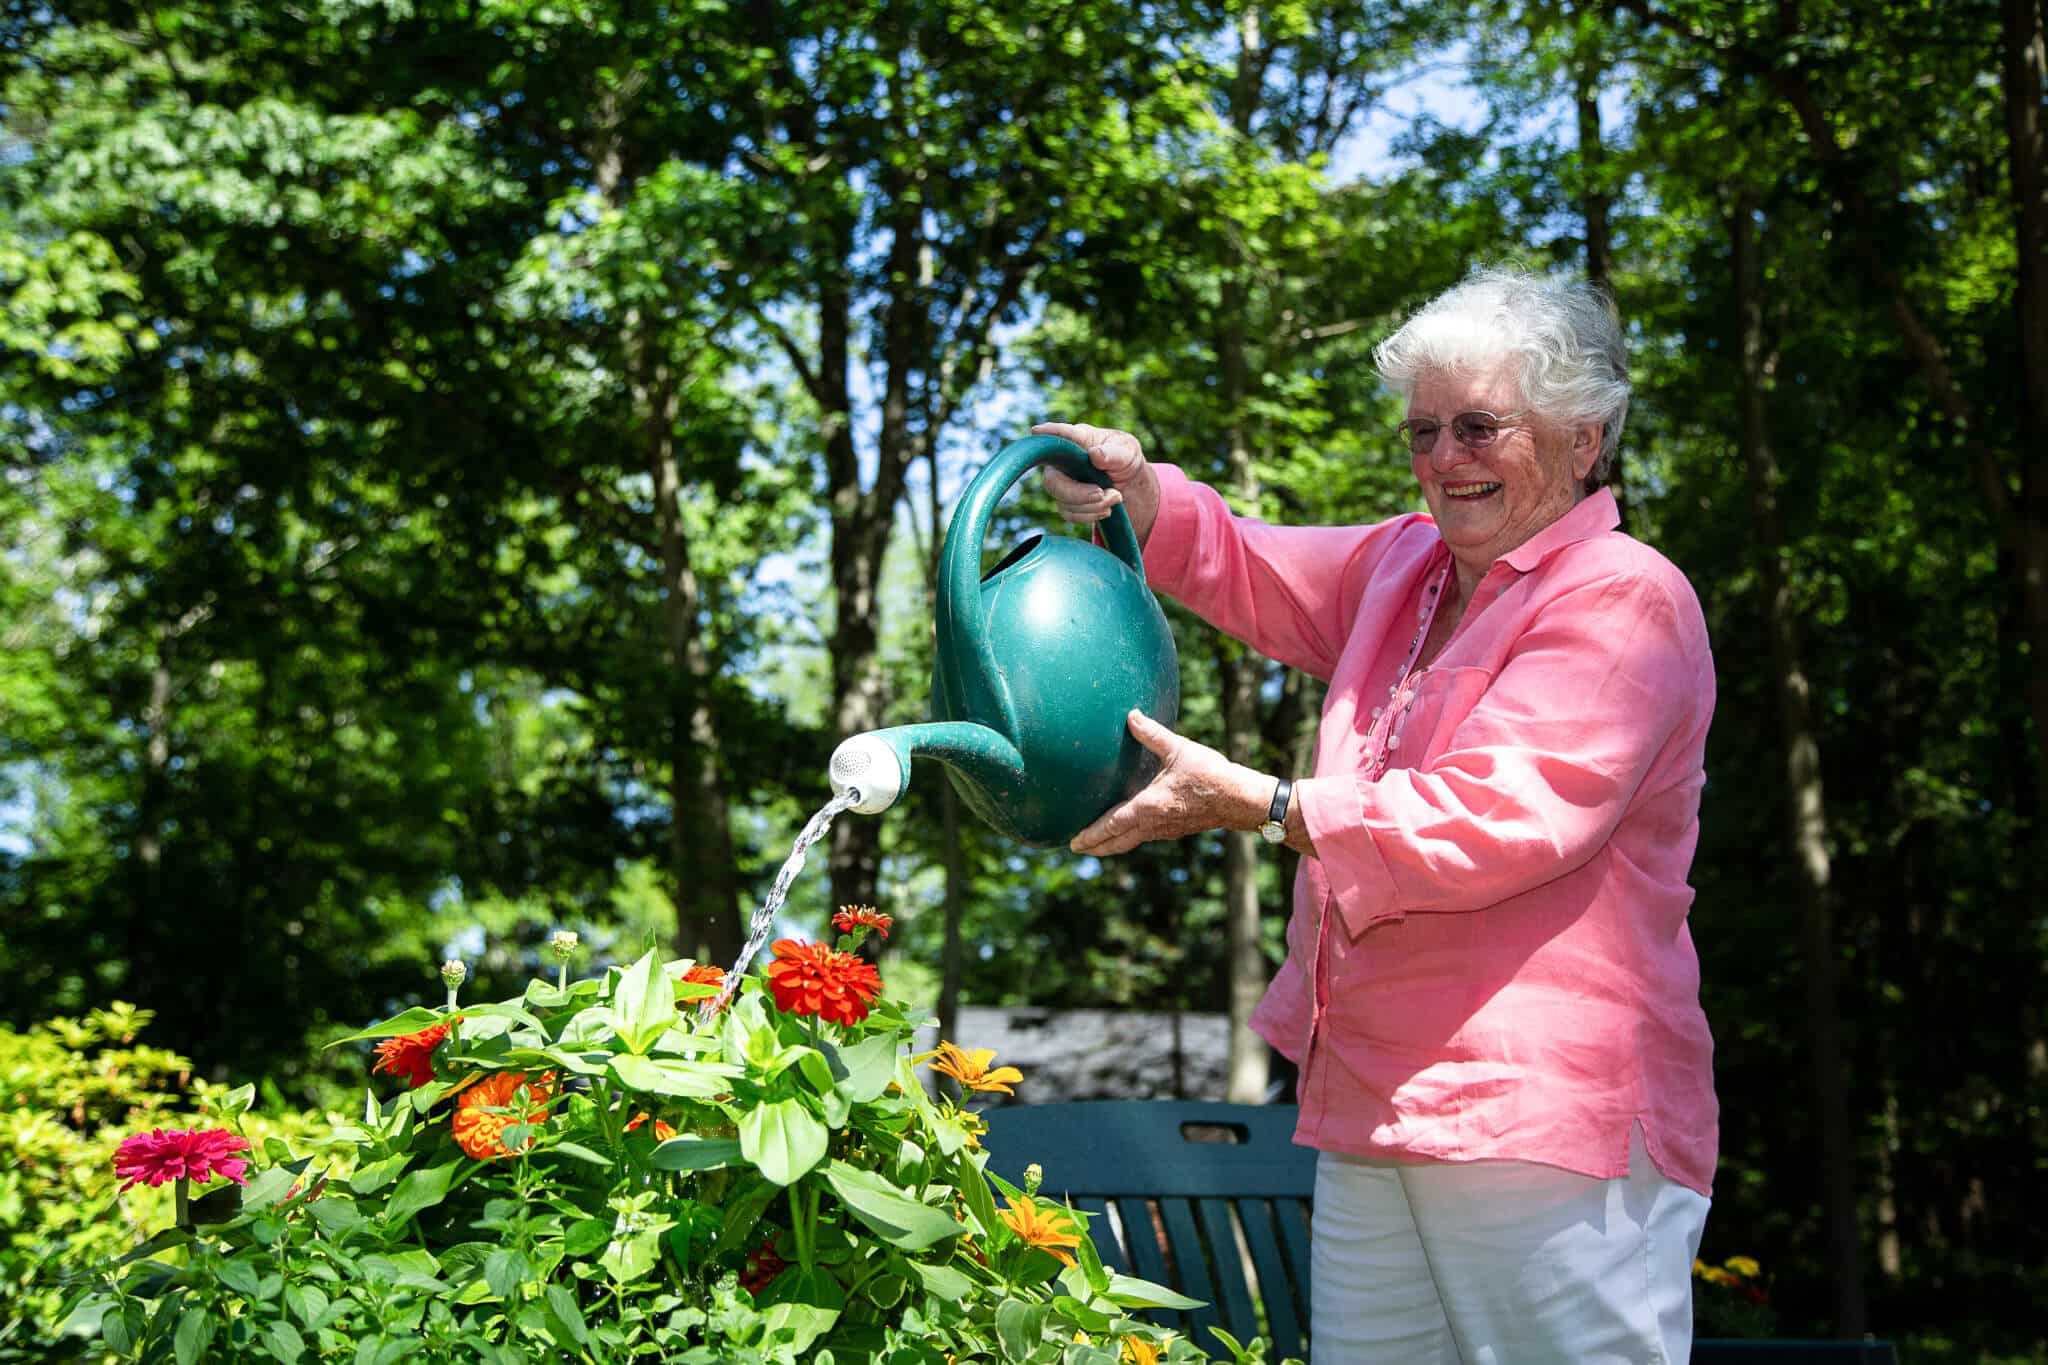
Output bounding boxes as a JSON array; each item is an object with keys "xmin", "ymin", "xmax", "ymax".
[{"xmin": 826, "ymin": 433, "xmax": 1179, "ymax": 848}]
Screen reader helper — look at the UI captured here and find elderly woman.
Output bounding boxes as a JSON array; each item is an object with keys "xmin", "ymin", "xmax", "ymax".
[{"xmin": 1035, "ymin": 266, "xmax": 1716, "ymax": 1363}]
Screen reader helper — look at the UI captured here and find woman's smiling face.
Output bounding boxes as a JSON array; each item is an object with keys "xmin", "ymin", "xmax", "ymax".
[{"xmin": 1406, "ymin": 358, "xmax": 1599, "ymax": 587}]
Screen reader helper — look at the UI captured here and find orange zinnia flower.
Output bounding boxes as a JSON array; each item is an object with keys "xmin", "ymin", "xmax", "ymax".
[
  {"xmin": 997, "ymin": 1196, "xmax": 1083, "ymax": 1267},
  {"xmin": 831, "ymin": 905, "xmax": 893, "ymax": 939},
  {"xmin": 450, "ymin": 1071, "xmax": 554, "ymax": 1160},
  {"xmin": 924, "ymin": 1041, "xmax": 1023, "ymax": 1095},
  {"xmin": 763, "ymin": 938, "xmax": 883, "ymax": 1026},
  {"xmin": 680, "ymin": 963, "xmax": 726, "ymax": 990},
  {"xmin": 371, "ymin": 1021, "xmax": 452, "ymax": 1089},
  {"xmin": 623, "ymin": 1112, "xmax": 677, "ymax": 1142}
]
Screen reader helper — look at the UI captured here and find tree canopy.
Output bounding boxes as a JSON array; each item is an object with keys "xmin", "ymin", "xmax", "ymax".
[{"xmin": 3, "ymin": 0, "xmax": 2041, "ymax": 1352}]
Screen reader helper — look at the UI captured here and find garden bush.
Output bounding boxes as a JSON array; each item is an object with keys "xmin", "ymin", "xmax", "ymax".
[
  {"xmin": 54, "ymin": 917, "xmax": 1300, "ymax": 1363},
  {"xmin": 0, "ymin": 1004, "xmax": 335, "ymax": 1361}
]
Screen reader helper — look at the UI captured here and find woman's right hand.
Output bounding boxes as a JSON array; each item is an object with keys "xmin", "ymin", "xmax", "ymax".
[{"xmin": 1031, "ymin": 422, "xmax": 1162, "ymax": 546}]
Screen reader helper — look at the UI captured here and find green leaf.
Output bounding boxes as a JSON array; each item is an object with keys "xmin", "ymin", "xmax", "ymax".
[
  {"xmin": 265, "ymin": 1318, "xmax": 307, "ymax": 1363},
  {"xmin": 239, "ymin": 1165, "xmax": 300, "ymax": 1211},
  {"xmin": 117, "ymin": 1227, "xmax": 193, "ymax": 1266},
  {"xmin": 548, "ymin": 1141, "xmax": 613, "ymax": 1166},
  {"xmin": 563, "ymin": 1219, "xmax": 611, "ymax": 1257},
  {"xmin": 739, "ymin": 1099, "xmax": 828, "ymax": 1186},
  {"xmin": 348, "ymin": 1154, "xmax": 412, "ymax": 1196},
  {"xmin": 174, "ymin": 1307, "xmax": 215, "ymax": 1365},
  {"xmin": 754, "ymin": 1266, "xmax": 844, "ymax": 1355},
  {"xmin": 325, "ymin": 1007, "xmax": 447, "ymax": 1047},
  {"xmin": 820, "ymin": 1161, "xmax": 962, "ymax": 1250},
  {"xmin": 995, "ymin": 1297, "xmax": 1049, "ymax": 1361},
  {"xmin": 285, "ymin": 1284, "xmax": 329, "ymax": 1329},
  {"xmin": 381, "ymin": 1160, "xmax": 461, "ymax": 1228},
  {"xmin": 217, "ymin": 1083, "xmax": 256, "ymax": 1117},
  {"xmin": 600, "ymin": 1227, "xmax": 668, "ymax": 1286},
  {"xmin": 189, "ymin": 1180, "xmax": 242, "ymax": 1225},
  {"xmin": 485, "ymin": 1248, "xmax": 528, "ymax": 1301},
  {"xmin": 218, "ymin": 1254, "xmax": 265, "ymax": 1298},
  {"xmin": 957, "ymin": 1158, "xmax": 1002, "ymax": 1244},
  {"xmin": 1104, "ymin": 1272, "xmax": 1206, "ymax": 1311},
  {"xmin": 829, "ymin": 1033, "xmax": 900, "ymax": 1104},
  {"xmin": 612, "ymin": 949, "xmax": 677, "ymax": 1054},
  {"xmin": 544, "ymin": 1283, "xmax": 590, "ymax": 1347},
  {"xmin": 906, "ymin": 1259, "xmax": 973, "ymax": 1300},
  {"xmin": 649, "ymin": 1136, "xmax": 746, "ymax": 1172},
  {"xmin": 609, "ymin": 1053, "xmax": 741, "ymax": 1098},
  {"xmin": 1052, "ymin": 1293, "xmax": 1112, "ymax": 1333}
]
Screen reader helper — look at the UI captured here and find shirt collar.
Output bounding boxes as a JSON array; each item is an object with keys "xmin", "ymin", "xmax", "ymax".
[{"xmin": 1493, "ymin": 487, "xmax": 1621, "ymax": 574}]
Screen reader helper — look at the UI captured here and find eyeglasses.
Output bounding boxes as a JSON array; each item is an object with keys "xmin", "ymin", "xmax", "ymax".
[{"xmin": 1394, "ymin": 410, "xmax": 1528, "ymax": 456}]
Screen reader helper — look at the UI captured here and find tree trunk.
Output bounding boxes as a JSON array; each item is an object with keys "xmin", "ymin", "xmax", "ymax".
[
  {"xmin": 826, "ymin": 203, "xmax": 918, "ymax": 914},
  {"xmin": 591, "ymin": 88, "xmax": 741, "ymax": 965},
  {"xmin": 1733, "ymin": 195, "xmax": 1866, "ymax": 1335},
  {"xmin": 645, "ymin": 362, "xmax": 743, "ymax": 966},
  {"xmin": 1574, "ymin": 39, "xmax": 1625, "ymax": 522},
  {"xmin": 2003, "ymin": 0, "xmax": 2048, "ymax": 826}
]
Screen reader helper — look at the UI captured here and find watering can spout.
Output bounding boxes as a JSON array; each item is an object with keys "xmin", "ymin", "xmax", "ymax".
[{"xmin": 828, "ymin": 723, "xmax": 1028, "ymax": 817}]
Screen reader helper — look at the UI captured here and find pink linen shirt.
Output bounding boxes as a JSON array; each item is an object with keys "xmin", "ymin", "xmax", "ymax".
[{"xmin": 1141, "ymin": 464, "xmax": 1718, "ymax": 1196}]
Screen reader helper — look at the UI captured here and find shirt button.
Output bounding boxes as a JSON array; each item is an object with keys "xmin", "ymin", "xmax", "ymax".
[
  {"xmin": 1386, "ymin": 734, "xmax": 1401, "ymax": 750},
  {"xmin": 1371, "ymin": 705, "xmax": 1382, "ymax": 717}
]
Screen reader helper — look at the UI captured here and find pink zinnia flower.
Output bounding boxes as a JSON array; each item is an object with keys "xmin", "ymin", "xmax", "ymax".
[{"xmin": 113, "ymin": 1127, "xmax": 252, "ymax": 1192}]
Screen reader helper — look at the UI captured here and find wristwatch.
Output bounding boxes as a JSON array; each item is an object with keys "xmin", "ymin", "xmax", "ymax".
[{"xmin": 1258, "ymin": 778, "xmax": 1292, "ymax": 845}]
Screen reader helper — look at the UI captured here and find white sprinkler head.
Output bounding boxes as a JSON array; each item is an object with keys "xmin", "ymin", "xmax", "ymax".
[{"xmin": 828, "ymin": 733, "xmax": 908, "ymax": 815}]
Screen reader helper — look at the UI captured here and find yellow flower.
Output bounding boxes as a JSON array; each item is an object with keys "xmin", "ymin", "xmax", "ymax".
[
  {"xmin": 1724, "ymin": 1255, "xmax": 1761, "ymax": 1278},
  {"xmin": 997, "ymin": 1195, "xmax": 1083, "ymax": 1267},
  {"xmin": 1122, "ymin": 1336, "xmax": 1163, "ymax": 1364},
  {"xmin": 923, "ymin": 1041, "xmax": 1024, "ymax": 1095}
]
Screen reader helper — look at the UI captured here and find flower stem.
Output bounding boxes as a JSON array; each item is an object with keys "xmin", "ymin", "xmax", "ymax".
[
  {"xmin": 174, "ymin": 1177, "xmax": 189, "ymax": 1230},
  {"xmin": 788, "ymin": 1185, "xmax": 814, "ymax": 1270}
]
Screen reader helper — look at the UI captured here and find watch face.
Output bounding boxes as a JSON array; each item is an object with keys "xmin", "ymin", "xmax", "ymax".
[{"xmin": 1259, "ymin": 821, "xmax": 1285, "ymax": 844}]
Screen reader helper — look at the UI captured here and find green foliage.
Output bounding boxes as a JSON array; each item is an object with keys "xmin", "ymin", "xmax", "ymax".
[
  {"xmin": 61, "ymin": 940, "xmax": 1296, "ymax": 1363},
  {"xmin": 2, "ymin": 0, "xmax": 2044, "ymax": 1354},
  {"xmin": 0, "ymin": 1005, "xmax": 336, "ymax": 1362}
]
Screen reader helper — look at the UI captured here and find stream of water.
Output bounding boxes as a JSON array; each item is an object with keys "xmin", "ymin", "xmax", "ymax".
[{"xmin": 703, "ymin": 788, "xmax": 860, "ymax": 1015}]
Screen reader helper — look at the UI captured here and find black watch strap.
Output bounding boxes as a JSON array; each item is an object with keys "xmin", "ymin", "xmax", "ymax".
[
  {"xmin": 1267, "ymin": 778, "xmax": 1293, "ymax": 825},
  {"xmin": 1259, "ymin": 778, "xmax": 1292, "ymax": 844}
]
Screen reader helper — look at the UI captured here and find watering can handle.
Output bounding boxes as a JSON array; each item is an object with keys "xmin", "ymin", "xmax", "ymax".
[
  {"xmin": 934, "ymin": 434, "xmax": 1152, "ymax": 748},
  {"xmin": 951, "ymin": 433, "xmax": 1148, "ymax": 581}
]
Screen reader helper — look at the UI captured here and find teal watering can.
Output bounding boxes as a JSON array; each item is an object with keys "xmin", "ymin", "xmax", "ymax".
[{"xmin": 828, "ymin": 434, "xmax": 1180, "ymax": 847}]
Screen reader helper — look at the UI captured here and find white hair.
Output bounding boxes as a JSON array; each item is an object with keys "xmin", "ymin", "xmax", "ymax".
[{"xmin": 1373, "ymin": 265, "xmax": 1631, "ymax": 491}]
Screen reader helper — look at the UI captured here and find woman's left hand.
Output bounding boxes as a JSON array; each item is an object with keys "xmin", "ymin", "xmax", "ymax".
[{"xmin": 1070, "ymin": 710, "xmax": 1264, "ymax": 856}]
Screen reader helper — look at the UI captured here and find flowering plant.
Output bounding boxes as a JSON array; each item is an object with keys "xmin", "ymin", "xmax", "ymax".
[
  {"xmin": 66, "ymin": 919, "xmax": 1293, "ymax": 1363},
  {"xmin": 1692, "ymin": 1253, "xmax": 1778, "ymax": 1339}
]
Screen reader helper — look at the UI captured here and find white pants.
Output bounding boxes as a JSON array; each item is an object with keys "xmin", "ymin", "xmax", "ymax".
[{"xmin": 1309, "ymin": 1126, "xmax": 1709, "ymax": 1364}]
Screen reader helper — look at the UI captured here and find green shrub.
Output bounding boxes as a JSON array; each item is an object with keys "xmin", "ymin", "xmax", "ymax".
[
  {"xmin": 61, "ymin": 929, "xmax": 1298, "ymax": 1363},
  {"xmin": 0, "ymin": 1005, "xmax": 334, "ymax": 1362}
]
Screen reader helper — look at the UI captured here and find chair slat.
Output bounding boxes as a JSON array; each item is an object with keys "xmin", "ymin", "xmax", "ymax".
[
  {"xmin": 1194, "ymin": 1197, "xmax": 1257, "ymax": 1346},
  {"xmin": 1237, "ymin": 1197, "xmax": 1306, "ymax": 1363},
  {"xmin": 1116, "ymin": 1195, "xmax": 1182, "ymax": 1330},
  {"xmin": 1157, "ymin": 1197, "xmax": 1219, "ymax": 1342},
  {"xmin": 1273, "ymin": 1196, "xmax": 1313, "ymax": 1321}
]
